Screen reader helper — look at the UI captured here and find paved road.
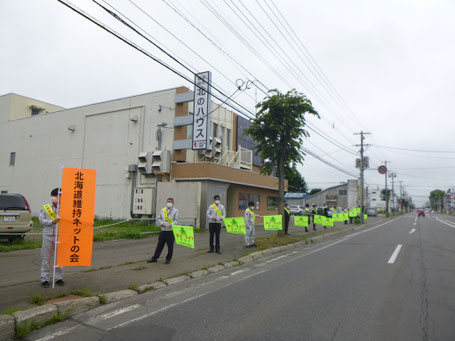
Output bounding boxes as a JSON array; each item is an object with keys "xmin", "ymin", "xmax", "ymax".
[
  {"xmin": 27, "ymin": 214, "xmax": 455, "ymax": 341},
  {"xmin": 0, "ymin": 217, "xmax": 364, "ymax": 312}
]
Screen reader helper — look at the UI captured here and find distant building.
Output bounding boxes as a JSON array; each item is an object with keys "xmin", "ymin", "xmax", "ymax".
[
  {"xmin": 303, "ymin": 180, "xmax": 362, "ymax": 209},
  {"xmin": 284, "ymin": 193, "xmax": 310, "ymax": 206},
  {"xmin": 0, "ymin": 88, "xmax": 286, "ymax": 227},
  {"xmin": 369, "ymin": 187, "xmax": 386, "ymax": 209}
]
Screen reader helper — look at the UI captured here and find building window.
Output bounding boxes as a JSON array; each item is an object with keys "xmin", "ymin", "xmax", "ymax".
[
  {"xmin": 267, "ymin": 196, "xmax": 278, "ymax": 210},
  {"xmin": 239, "ymin": 193, "xmax": 260, "ymax": 210},
  {"xmin": 9, "ymin": 152, "xmax": 15, "ymax": 166},
  {"xmin": 339, "ymin": 189, "xmax": 347, "ymax": 195},
  {"xmin": 213, "ymin": 123, "xmax": 218, "ymax": 138},
  {"xmin": 226, "ymin": 128, "xmax": 231, "ymax": 149},
  {"xmin": 372, "ymin": 199, "xmax": 377, "ymax": 201}
]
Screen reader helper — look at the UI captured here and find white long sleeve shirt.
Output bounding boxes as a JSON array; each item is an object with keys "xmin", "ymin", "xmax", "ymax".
[
  {"xmin": 157, "ymin": 207, "xmax": 179, "ymax": 231},
  {"xmin": 206, "ymin": 203, "xmax": 226, "ymax": 223}
]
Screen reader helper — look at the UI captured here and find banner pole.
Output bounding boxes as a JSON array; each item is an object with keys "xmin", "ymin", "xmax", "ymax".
[{"xmin": 52, "ymin": 167, "xmax": 64, "ymax": 289}]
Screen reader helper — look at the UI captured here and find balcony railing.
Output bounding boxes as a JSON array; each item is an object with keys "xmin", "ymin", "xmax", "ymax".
[{"xmin": 217, "ymin": 146, "xmax": 252, "ymax": 171}]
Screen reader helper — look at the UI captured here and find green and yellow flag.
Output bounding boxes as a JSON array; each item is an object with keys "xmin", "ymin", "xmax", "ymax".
[
  {"xmin": 264, "ymin": 215, "xmax": 282, "ymax": 230},
  {"xmin": 172, "ymin": 225, "xmax": 194, "ymax": 249},
  {"xmin": 223, "ymin": 217, "xmax": 246, "ymax": 235},
  {"xmin": 294, "ymin": 216, "xmax": 309, "ymax": 227}
]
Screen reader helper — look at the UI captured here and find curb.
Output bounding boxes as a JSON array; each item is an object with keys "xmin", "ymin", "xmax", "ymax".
[{"xmin": 1, "ymin": 221, "xmax": 381, "ymax": 341}]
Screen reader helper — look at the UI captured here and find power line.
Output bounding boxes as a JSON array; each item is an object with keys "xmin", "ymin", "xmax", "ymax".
[
  {"xmin": 373, "ymin": 144, "xmax": 455, "ymax": 153},
  {"xmin": 58, "ymin": 0, "xmax": 256, "ymax": 121}
]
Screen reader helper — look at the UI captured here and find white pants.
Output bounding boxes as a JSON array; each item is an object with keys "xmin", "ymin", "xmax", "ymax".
[
  {"xmin": 245, "ymin": 224, "xmax": 255, "ymax": 246},
  {"xmin": 41, "ymin": 233, "xmax": 63, "ymax": 282}
]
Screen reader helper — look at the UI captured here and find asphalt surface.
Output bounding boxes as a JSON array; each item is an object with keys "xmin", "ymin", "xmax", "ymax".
[
  {"xmin": 25, "ymin": 213, "xmax": 455, "ymax": 340},
  {"xmin": 0, "ymin": 217, "xmax": 362, "ymax": 312}
]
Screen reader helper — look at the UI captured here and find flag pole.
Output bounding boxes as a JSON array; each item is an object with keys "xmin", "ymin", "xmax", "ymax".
[{"xmin": 52, "ymin": 166, "xmax": 64, "ymax": 289}]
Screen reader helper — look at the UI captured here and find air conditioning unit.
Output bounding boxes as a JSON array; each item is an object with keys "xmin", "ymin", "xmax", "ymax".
[
  {"xmin": 137, "ymin": 152, "xmax": 153, "ymax": 175},
  {"xmin": 198, "ymin": 139, "xmax": 213, "ymax": 159},
  {"xmin": 152, "ymin": 149, "xmax": 171, "ymax": 174},
  {"xmin": 211, "ymin": 137, "xmax": 222, "ymax": 159}
]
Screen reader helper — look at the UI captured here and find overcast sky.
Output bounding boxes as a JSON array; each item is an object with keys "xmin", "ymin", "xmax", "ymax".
[{"xmin": 2, "ymin": 0, "xmax": 455, "ymax": 206}]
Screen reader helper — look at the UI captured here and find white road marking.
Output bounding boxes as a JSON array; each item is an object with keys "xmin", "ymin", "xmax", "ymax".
[
  {"xmin": 231, "ymin": 269, "xmax": 248, "ymax": 276},
  {"xmin": 435, "ymin": 216, "xmax": 455, "ymax": 229},
  {"xmin": 99, "ymin": 304, "xmax": 141, "ymax": 320},
  {"xmin": 34, "ymin": 326, "xmax": 78, "ymax": 341},
  {"xmin": 413, "ymin": 222, "xmax": 416, "ymax": 225},
  {"xmin": 388, "ymin": 244, "xmax": 403, "ymax": 264},
  {"xmin": 108, "ymin": 217, "xmax": 402, "ymax": 331},
  {"xmin": 265, "ymin": 255, "xmax": 288, "ymax": 263},
  {"xmin": 409, "ymin": 229, "xmax": 416, "ymax": 234}
]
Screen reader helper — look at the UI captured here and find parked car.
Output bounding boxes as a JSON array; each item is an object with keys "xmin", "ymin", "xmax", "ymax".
[
  {"xmin": 0, "ymin": 194, "xmax": 33, "ymax": 241},
  {"xmin": 288, "ymin": 205, "xmax": 303, "ymax": 215},
  {"xmin": 366, "ymin": 208, "xmax": 377, "ymax": 217}
]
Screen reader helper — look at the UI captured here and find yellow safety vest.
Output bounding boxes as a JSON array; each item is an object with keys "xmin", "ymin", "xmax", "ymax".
[
  {"xmin": 162, "ymin": 207, "xmax": 173, "ymax": 224},
  {"xmin": 211, "ymin": 204, "xmax": 223, "ymax": 218},
  {"xmin": 284, "ymin": 208, "xmax": 290, "ymax": 215},
  {"xmin": 246, "ymin": 208, "xmax": 255, "ymax": 221},
  {"xmin": 43, "ymin": 204, "xmax": 57, "ymax": 220}
]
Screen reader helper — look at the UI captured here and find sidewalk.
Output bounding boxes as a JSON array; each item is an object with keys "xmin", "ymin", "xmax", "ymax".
[{"xmin": 0, "ymin": 217, "xmax": 384, "ymax": 312}]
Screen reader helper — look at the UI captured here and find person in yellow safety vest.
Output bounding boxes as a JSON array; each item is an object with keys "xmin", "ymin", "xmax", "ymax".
[
  {"xmin": 303, "ymin": 204, "xmax": 311, "ymax": 232},
  {"xmin": 344, "ymin": 208, "xmax": 349, "ymax": 225},
  {"xmin": 39, "ymin": 188, "xmax": 64, "ymax": 288},
  {"xmin": 206, "ymin": 195, "xmax": 226, "ymax": 254},
  {"xmin": 148, "ymin": 197, "xmax": 179, "ymax": 264},
  {"xmin": 311, "ymin": 203, "xmax": 318, "ymax": 230},
  {"xmin": 284, "ymin": 202, "xmax": 291, "ymax": 235},
  {"xmin": 245, "ymin": 201, "xmax": 258, "ymax": 248}
]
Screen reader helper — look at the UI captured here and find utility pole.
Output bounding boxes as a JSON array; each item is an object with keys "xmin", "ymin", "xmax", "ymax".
[
  {"xmin": 355, "ymin": 131, "xmax": 370, "ymax": 223},
  {"xmin": 154, "ymin": 122, "xmax": 167, "ymax": 217},
  {"xmin": 383, "ymin": 160, "xmax": 390, "ymax": 217},
  {"xmin": 398, "ymin": 181, "xmax": 403, "ymax": 212},
  {"xmin": 389, "ymin": 172, "xmax": 397, "ymax": 212}
]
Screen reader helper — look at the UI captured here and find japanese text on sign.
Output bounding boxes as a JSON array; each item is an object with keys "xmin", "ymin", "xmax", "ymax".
[
  {"xmin": 223, "ymin": 217, "xmax": 246, "ymax": 235},
  {"xmin": 57, "ymin": 168, "xmax": 96, "ymax": 267},
  {"xmin": 172, "ymin": 225, "xmax": 195, "ymax": 249},
  {"xmin": 263, "ymin": 215, "xmax": 282, "ymax": 230},
  {"xmin": 192, "ymin": 71, "xmax": 212, "ymax": 150},
  {"xmin": 294, "ymin": 216, "xmax": 309, "ymax": 227}
]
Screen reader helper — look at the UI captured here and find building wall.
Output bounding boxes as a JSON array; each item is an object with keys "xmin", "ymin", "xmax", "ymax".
[
  {"xmin": 0, "ymin": 89, "xmax": 178, "ymax": 218},
  {"xmin": 156, "ymin": 182, "xmax": 201, "ymax": 226},
  {"xmin": 369, "ymin": 188, "xmax": 386, "ymax": 209},
  {"xmin": 171, "ymin": 162, "xmax": 282, "ymax": 190},
  {"xmin": 4, "ymin": 93, "xmax": 64, "ymax": 121},
  {"xmin": 236, "ymin": 116, "xmax": 262, "ymax": 167},
  {"xmin": 303, "ymin": 180, "xmax": 361, "ymax": 209},
  {"xmin": 227, "ymin": 184, "xmax": 280, "ymax": 224}
]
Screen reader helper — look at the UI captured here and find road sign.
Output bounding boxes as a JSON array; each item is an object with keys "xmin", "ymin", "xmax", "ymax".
[{"xmin": 378, "ymin": 165, "xmax": 387, "ymax": 174}]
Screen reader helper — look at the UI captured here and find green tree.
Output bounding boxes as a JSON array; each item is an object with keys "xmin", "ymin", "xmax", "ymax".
[
  {"xmin": 429, "ymin": 189, "xmax": 445, "ymax": 211},
  {"xmin": 309, "ymin": 188, "xmax": 322, "ymax": 195},
  {"xmin": 285, "ymin": 166, "xmax": 308, "ymax": 193},
  {"xmin": 381, "ymin": 189, "xmax": 391, "ymax": 201},
  {"xmin": 245, "ymin": 89, "xmax": 319, "ymax": 235}
]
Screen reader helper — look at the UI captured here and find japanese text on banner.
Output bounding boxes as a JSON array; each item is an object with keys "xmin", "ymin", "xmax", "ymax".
[
  {"xmin": 224, "ymin": 217, "xmax": 246, "ymax": 234},
  {"xmin": 294, "ymin": 216, "xmax": 309, "ymax": 227},
  {"xmin": 172, "ymin": 225, "xmax": 195, "ymax": 248},
  {"xmin": 263, "ymin": 215, "xmax": 282, "ymax": 230},
  {"xmin": 57, "ymin": 168, "xmax": 96, "ymax": 267}
]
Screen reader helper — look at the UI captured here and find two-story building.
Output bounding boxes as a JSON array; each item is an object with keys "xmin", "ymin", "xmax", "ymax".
[{"xmin": 0, "ymin": 87, "xmax": 285, "ymax": 228}]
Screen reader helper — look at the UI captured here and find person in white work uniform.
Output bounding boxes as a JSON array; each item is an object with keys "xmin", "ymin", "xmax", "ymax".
[
  {"xmin": 39, "ymin": 188, "xmax": 64, "ymax": 288},
  {"xmin": 245, "ymin": 201, "xmax": 258, "ymax": 248},
  {"xmin": 206, "ymin": 195, "xmax": 226, "ymax": 254},
  {"xmin": 148, "ymin": 198, "xmax": 179, "ymax": 264}
]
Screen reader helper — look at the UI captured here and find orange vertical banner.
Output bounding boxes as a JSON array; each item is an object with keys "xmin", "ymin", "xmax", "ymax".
[{"xmin": 57, "ymin": 168, "xmax": 96, "ymax": 267}]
